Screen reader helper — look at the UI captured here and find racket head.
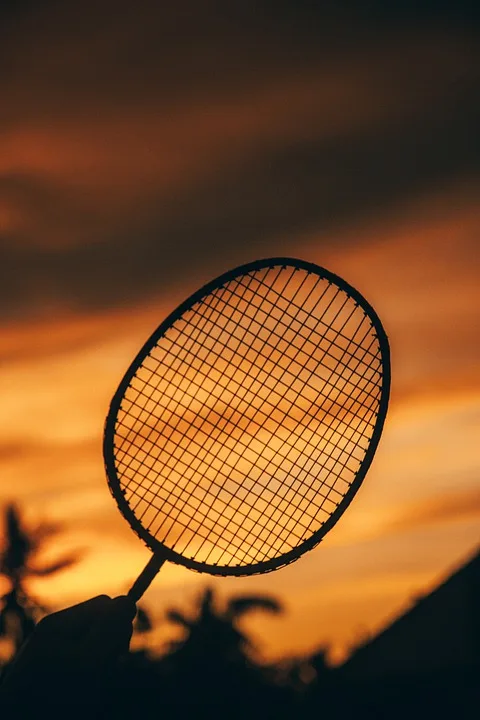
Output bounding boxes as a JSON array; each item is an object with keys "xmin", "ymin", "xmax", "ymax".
[{"xmin": 104, "ymin": 258, "xmax": 390, "ymax": 577}]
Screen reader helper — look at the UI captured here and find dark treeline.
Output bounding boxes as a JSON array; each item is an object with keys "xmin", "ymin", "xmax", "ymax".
[{"xmin": 0, "ymin": 505, "xmax": 478, "ymax": 719}]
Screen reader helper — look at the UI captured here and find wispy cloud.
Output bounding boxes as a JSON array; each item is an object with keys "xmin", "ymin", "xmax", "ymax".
[
  {"xmin": 1, "ymin": 3, "xmax": 478, "ymax": 318},
  {"xmin": 0, "ymin": 1, "xmax": 479, "ymax": 660},
  {"xmin": 388, "ymin": 489, "xmax": 480, "ymax": 532}
]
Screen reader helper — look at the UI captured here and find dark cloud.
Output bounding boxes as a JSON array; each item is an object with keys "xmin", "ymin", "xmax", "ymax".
[{"xmin": 1, "ymin": 1, "xmax": 479, "ymax": 319}]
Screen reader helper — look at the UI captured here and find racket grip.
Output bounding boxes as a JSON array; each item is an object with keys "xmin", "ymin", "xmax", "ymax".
[{"xmin": 128, "ymin": 552, "xmax": 166, "ymax": 603}]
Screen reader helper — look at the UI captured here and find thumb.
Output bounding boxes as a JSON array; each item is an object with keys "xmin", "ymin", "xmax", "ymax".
[{"xmin": 77, "ymin": 595, "xmax": 137, "ymax": 667}]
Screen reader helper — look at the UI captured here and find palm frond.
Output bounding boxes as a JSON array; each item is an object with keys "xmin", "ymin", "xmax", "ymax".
[
  {"xmin": 0, "ymin": 504, "xmax": 33, "ymax": 575},
  {"xmin": 199, "ymin": 587, "xmax": 214, "ymax": 619},
  {"xmin": 26, "ymin": 552, "xmax": 81, "ymax": 577},
  {"xmin": 30, "ymin": 520, "xmax": 63, "ymax": 543},
  {"xmin": 165, "ymin": 609, "xmax": 192, "ymax": 629},
  {"xmin": 227, "ymin": 595, "xmax": 283, "ymax": 619},
  {"xmin": 0, "ymin": 607, "xmax": 7, "ymax": 637},
  {"xmin": 135, "ymin": 606, "xmax": 153, "ymax": 633}
]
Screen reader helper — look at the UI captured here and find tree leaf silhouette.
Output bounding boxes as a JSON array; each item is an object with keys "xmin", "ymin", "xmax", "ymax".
[
  {"xmin": 27, "ymin": 553, "xmax": 82, "ymax": 576},
  {"xmin": 0, "ymin": 503, "xmax": 82, "ymax": 656},
  {"xmin": 199, "ymin": 587, "xmax": 214, "ymax": 620},
  {"xmin": 165, "ymin": 586, "xmax": 283, "ymax": 666},
  {"xmin": 0, "ymin": 606, "xmax": 7, "ymax": 637},
  {"xmin": 135, "ymin": 605, "xmax": 153, "ymax": 634},
  {"xmin": 226, "ymin": 595, "xmax": 283, "ymax": 619},
  {"xmin": 166, "ymin": 609, "xmax": 192, "ymax": 629},
  {"xmin": 30, "ymin": 520, "xmax": 63, "ymax": 544},
  {"xmin": 0, "ymin": 504, "xmax": 33, "ymax": 577}
]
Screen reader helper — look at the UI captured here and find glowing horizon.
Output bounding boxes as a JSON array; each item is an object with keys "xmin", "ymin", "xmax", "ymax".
[
  {"xmin": 1, "ymin": 2, "xmax": 479, "ymax": 664},
  {"xmin": 1, "ymin": 190, "xmax": 479, "ymax": 661}
]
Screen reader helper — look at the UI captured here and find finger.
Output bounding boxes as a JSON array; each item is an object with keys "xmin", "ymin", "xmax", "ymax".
[{"xmin": 35, "ymin": 595, "xmax": 112, "ymax": 637}]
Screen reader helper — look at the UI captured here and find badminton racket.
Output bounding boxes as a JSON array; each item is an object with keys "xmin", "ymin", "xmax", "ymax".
[{"xmin": 103, "ymin": 258, "xmax": 390, "ymax": 602}]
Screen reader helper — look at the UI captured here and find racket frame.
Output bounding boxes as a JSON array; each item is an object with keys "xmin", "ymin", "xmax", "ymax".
[{"xmin": 104, "ymin": 257, "xmax": 390, "ymax": 577}]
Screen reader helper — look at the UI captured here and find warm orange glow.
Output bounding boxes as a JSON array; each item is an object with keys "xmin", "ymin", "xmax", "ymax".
[
  {"xmin": 1, "ymin": 4, "xmax": 479, "ymax": 663},
  {"xmin": 1, "ymin": 192, "xmax": 479, "ymax": 660}
]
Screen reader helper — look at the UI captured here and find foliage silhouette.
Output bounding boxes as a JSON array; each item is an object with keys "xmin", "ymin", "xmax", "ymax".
[
  {"xmin": 112, "ymin": 587, "xmax": 294, "ymax": 720},
  {"xmin": 134, "ymin": 605, "xmax": 153, "ymax": 635},
  {"xmin": 0, "ymin": 503, "xmax": 81, "ymax": 656},
  {"xmin": 165, "ymin": 586, "xmax": 282, "ymax": 662},
  {"xmin": 0, "ymin": 505, "xmax": 476, "ymax": 720}
]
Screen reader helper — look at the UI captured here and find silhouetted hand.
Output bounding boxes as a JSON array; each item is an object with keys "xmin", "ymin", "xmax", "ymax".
[{"xmin": 0, "ymin": 595, "xmax": 136, "ymax": 718}]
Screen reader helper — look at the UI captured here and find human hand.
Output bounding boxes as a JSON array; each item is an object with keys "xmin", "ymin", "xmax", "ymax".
[{"xmin": 0, "ymin": 595, "xmax": 136, "ymax": 716}]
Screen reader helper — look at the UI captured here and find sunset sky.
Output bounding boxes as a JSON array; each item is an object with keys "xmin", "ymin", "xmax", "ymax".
[{"xmin": 1, "ymin": 2, "xmax": 479, "ymax": 663}]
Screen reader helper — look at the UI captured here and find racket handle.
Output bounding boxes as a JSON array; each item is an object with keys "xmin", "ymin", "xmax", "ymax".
[{"xmin": 128, "ymin": 552, "xmax": 166, "ymax": 603}]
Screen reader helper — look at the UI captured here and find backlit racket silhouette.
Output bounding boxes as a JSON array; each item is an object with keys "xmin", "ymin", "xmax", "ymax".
[{"xmin": 103, "ymin": 258, "xmax": 390, "ymax": 602}]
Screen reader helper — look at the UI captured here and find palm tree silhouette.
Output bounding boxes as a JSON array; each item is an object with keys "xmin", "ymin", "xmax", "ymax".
[
  {"xmin": 159, "ymin": 587, "xmax": 285, "ymax": 718},
  {"xmin": 0, "ymin": 503, "xmax": 81, "ymax": 655},
  {"xmin": 166, "ymin": 586, "xmax": 282, "ymax": 664}
]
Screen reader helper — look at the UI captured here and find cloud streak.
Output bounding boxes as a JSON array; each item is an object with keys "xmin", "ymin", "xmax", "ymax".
[
  {"xmin": 388, "ymin": 489, "xmax": 480, "ymax": 532},
  {"xmin": 1, "ymin": 3, "xmax": 479, "ymax": 318},
  {"xmin": 0, "ymin": 0, "xmax": 479, "ymax": 660}
]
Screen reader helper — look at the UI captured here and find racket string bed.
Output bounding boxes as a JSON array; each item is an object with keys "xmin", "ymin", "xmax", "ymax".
[
  {"xmin": 119, "ymin": 324, "xmax": 372, "ymax": 560},
  {"xmin": 180, "ymin": 271, "xmax": 338, "ymax": 561},
  {"xmin": 196, "ymin": 285, "xmax": 377, "ymax": 565},
  {"xmin": 144, "ymin": 267, "xmax": 298, "ymax": 543},
  {"xmin": 118, "ymin": 272, "xmax": 326, "ymax": 548},
  {"xmin": 119, "ymin": 270, "xmax": 281, "ymax": 539},
  {"xmin": 111, "ymin": 265, "xmax": 384, "ymax": 569},
  {"xmin": 217, "ymin": 330, "xmax": 381, "ymax": 566}
]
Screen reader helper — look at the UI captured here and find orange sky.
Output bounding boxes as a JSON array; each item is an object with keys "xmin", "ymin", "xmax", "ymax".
[{"xmin": 1, "ymin": 2, "xmax": 479, "ymax": 663}]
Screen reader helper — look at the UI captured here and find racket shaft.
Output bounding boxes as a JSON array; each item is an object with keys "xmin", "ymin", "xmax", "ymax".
[{"xmin": 128, "ymin": 552, "xmax": 167, "ymax": 602}]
